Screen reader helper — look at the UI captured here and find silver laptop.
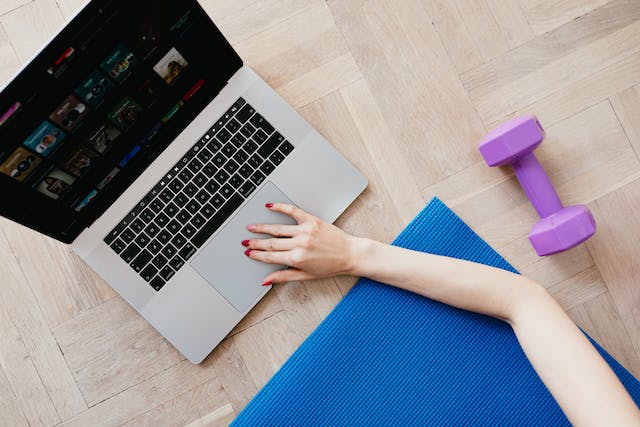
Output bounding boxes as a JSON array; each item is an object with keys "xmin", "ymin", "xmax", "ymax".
[{"xmin": 0, "ymin": 0, "xmax": 366, "ymax": 363}]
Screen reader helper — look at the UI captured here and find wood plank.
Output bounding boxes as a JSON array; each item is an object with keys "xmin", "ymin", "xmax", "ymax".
[
  {"xmin": 0, "ymin": 22, "xmax": 21, "ymax": 83},
  {"xmin": 462, "ymin": 0, "xmax": 640, "ymax": 125},
  {"xmin": 0, "ymin": 302, "xmax": 56, "ymax": 427},
  {"xmin": 586, "ymin": 179, "xmax": 640, "ymax": 375},
  {"xmin": 547, "ymin": 267, "xmax": 607, "ymax": 311},
  {"xmin": 611, "ymin": 83, "xmax": 640, "ymax": 157},
  {"xmin": 0, "ymin": 229, "xmax": 86, "ymax": 421},
  {"xmin": 329, "ymin": 0, "xmax": 485, "ymax": 187},
  {"xmin": 53, "ymin": 296, "xmax": 184, "ymax": 406},
  {"xmin": 568, "ymin": 292, "xmax": 640, "ymax": 377},
  {"xmin": 1, "ymin": 219, "xmax": 108, "ymax": 328},
  {"xmin": 0, "ymin": 0, "xmax": 64, "ymax": 62},
  {"xmin": 59, "ymin": 358, "xmax": 219, "ymax": 427},
  {"xmin": 522, "ymin": 0, "xmax": 611, "ymax": 35},
  {"xmin": 55, "ymin": 0, "xmax": 86, "ymax": 19},
  {"xmin": 492, "ymin": 51, "xmax": 640, "ymax": 130},
  {"xmin": 201, "ymin": 0, "xmax": 322, "ymax": 45},
  {"xmin": 120, "ymin": 378, "xmax": 232, "ymax": 427},
  {"xmin": 0, "ymin": 0, "xmax": 32, "ymax": 17},
  {"xmin": 0, "ymin": 365, "xmax": 29, "ymax": 427}
]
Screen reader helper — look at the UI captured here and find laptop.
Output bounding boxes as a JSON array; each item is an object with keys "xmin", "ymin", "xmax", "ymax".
[{"xmin": 0, "ymin": 0, "xmax": 367, "ymax": 363}]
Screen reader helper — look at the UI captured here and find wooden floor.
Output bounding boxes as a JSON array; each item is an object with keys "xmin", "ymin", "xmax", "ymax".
[{"xmin": 1, "ymin": 0, "xmax": 639, "ymax": 425}]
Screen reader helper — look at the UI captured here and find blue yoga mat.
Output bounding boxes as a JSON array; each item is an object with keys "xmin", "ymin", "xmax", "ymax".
[{"xmin": 232, "ymin": 198, "xmax": 640, "ymax": 426}]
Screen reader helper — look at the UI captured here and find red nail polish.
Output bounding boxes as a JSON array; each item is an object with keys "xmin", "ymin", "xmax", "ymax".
[
  {"xmin": 262, "ymin": 281, "xmax": 273, "ymax": 287},
  {"xmin": 244, "ymin": 249, "xmax": 251, "ymax": 257},
  {"xmin": 241, "ymin": 240, "xmax": 250, "ymax": 247},
  {"xmin": 265, "ymin": 203, "xmax": 273, "ymax": 208}
]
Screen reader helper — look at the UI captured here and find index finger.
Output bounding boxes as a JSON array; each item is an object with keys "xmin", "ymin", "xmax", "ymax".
[{"xmin": 267, "ymin": 203, "xmax": 309, "ymax": 224}]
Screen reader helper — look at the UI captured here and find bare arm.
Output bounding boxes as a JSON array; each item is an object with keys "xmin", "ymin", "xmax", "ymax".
[{"xmin": 244, "ymin": 203, "xmax": 640, "ymax": 426}]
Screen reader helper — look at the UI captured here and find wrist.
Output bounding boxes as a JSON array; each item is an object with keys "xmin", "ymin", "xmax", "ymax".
[{"xmin": 344, "ymin": 236, "xmax": 374, "ymax": 276}]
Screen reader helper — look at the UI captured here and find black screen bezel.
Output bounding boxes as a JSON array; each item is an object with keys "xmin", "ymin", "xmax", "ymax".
[{"xmin": 0, "ymin": 0, "xmax": 242, "ymax": 243}]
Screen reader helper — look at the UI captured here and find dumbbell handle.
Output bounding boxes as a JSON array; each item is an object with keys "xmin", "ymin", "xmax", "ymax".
[{"xmin": 513, "ymin": 153, "xmax": 563, "ymax": 218}]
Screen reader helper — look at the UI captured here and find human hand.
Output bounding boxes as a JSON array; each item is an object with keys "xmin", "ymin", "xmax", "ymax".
[{"xmin": 243, "ymin": 203, "xmax": 363, "ymax": 286}]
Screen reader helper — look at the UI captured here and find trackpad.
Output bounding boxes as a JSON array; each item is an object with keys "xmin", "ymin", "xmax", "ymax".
[{"xmin": 190, "ymin": 181, "xmax": 297, "ymax": 313}]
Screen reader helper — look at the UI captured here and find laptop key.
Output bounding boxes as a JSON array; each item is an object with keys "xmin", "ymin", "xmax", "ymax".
[
  {"xmin": 260, "ymin": 160, "xmax": 275, "ymax": 175},
  {"xmin": 131, "ymin": 218, "xmax": 144, "ymax": 233},
  {"xmin": 220, "ymin": 184, "xmax": 234, "ymax": 199},
  {"xmin": 150, "ymin": 276, "xmax": 165, "ymax": 291},
  {"xmin": 159, "ymin": 188, "xmax": 175, "ymax": 203},
  {"xmin": 211, "ymin": 193, "xmax": 225, "ymax": 209},
  {"xmin": 150, "ymin": 199, "xmax": 164, "ymax": 213},
  {"xmin": 158, "ymin": 266, "xmax": 175, "ymax": 281},
  {"xmin": 205, "ymin": 179, "xmax": 219, "ymax": 194},
  {"xmin": 250, "ymin": 170, "xmax": 266, "ymax": 186},
  {"xmin": 229, "ymin": 173, "xmax": 243, "ymax": 188},
  {"xmin": 183, "ymin": 183, "xmax": 198, "ymax": 198},
  {"xmin": 140, "ymin": 208, "xmax": 155, "ymax": 223},
  {"xmin": 186, "ymin": 200, "xmax": 201, "ymax": 215},
  {"xmin": 214, "ymin": 170, "xmax": 229, "ymax": 184},
  {"xmin": 169, "ymin": 256, "xmax": 185, "ymax": 271},
  {"xmin": 226, "ymin": 118, "xmax": 241, "ymax": 133},
  {"xmin": 178, "ymin": 169, "xmax": 193, "ymax": 184},
  {"xmin": 131, "ymin": 250, "xmax": 152, "ymax": 272},
  {"xmin": 176, "ymin": 209, "xmax": 191, "ymax": 224},
  {"xmin": 236, "ymin": 104, "xmax": 255, "ymax": 123},
  {"xmin": 239, "ymin": 164, "xmax": 253, "ymax": 179},
  {"xmin": 158, "ymin": 229, "xmax": 171, "ymax": 244},
  {"xmin": 217, "ymin": 128, "xmax": 232, "ymax": 143},
  {"xmin": 178, "ymin": 242, "xmax": 197, "ymax": 260},
  {"xmin": 253, "ymin": 129, "xmax": 268, "ymax": 144},
  {"xmin": 148, "ymin": 239, "xmax": 163, "ymax": 254},
  {"xmin": 240, "ymin": 124, "xmax": 255, "ymax": 138},
  {"xmin": 134, "ymin": 232, "xmax": 150, "ymax": 248},
  {"xmin": 202, "ymin": 162, "xmax": 216, "ymax": 177},
  {"xmin": 195, "ymin": 189, "xmax": 210, "ymax": 204},
  {"xmin": 224, "ymin": 159, "xmax": 239, "ymax": 174},
  {"xmin": 244, "ymin": 140, "xmax": 258, "ymax": 153},
  {"xmin": 151, "ymin": 253, "xmax": 168, "ymax": 269},
  {"xmin": 161, "ymin": 243, "xmax": 177, "ymax": 259},
  {"xmin": 239, "ymin": 181, "xmax": 256, "ymax": 198},
  {"xmin": 280, "ymin": 140, "xmax": 294, "ymax": 155},
  {"xmin": 231, "ymin": 134, "xmax": 246, "ymax": 148},
  {"xmin": 193, "ymin": 172, "xmax": 207, "ymax": 187},
  {"xmin": 269, "ymin": 150, "xmax": 285, "ymax": 166},
  {"xmin": 250, "ymin": 113, "xmax": 274, "ymax": 135},
  {"xmin": 247, "ymin": 154, "xmax": 262, "ymax": 168},
  {"xmin": 121, "ymin": 243, "xmax": 141, "ymax": 263},
  {"xmin": 182, "ymin": 224, "xmax": 196, "ymax": 239},
  {"xmin": 187, "ymin": 158, "xmax": 203, "ymax": 174},
  {"xmin": 192, "ymin": 193, "xmax": 244, "ymax": 247},
  {"xmin": 190, "ymin": 213, "xmax": 206, "ymax": 229},
  {"xmin": 164, "ymin": 202, "xmax": 179, "ymax": 217},
  {"xmin": 222, "ymin": 143, "xmax": 236, "ymax": 157},
  {"xmin": 172, "ymin": 234, "xmax": 187, "ymax": 250},
  {"xmin": 233, "ymin": 149, "xmax": 249, "ymax": 165},
  {"xmin": 213, "ymin": 153, "xmax": 226, "ymax": 167},
  {"xmin": 110, "ymin": 238, "xmax": 126, "ymax": 254},
  {"xmin": 146, "ymin": 223, "xmax": 160, "ymax": 236},
  {"xmin": 258, "ymin": 132, "xmax": 283, "ymax": 158},
  {"xmin": 201, "ymin": 203, "xmax": 216, "ymax": 218},
  {"xmin": 155, "ymin": 212, "xmax": 170, "ymax": 227},
  {"xmin": 141, "ymin": 264, "xmax": 158, "ymax": 282},
  {"xmin": 120, "ymin": 228, "xmax": 136, "ymax": 244},
  {"xmin": 167, "ymin": 219, "xmax": 181, "ymax": 234},
  {"xmin": 174, "ymin": 192, "xmax": 189, "ymax": 207}
]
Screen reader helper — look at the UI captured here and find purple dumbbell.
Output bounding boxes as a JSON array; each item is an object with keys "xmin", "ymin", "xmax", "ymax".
[{"xmin": 479, "ymin": 115, "xmax": 596, "ymax": 256}]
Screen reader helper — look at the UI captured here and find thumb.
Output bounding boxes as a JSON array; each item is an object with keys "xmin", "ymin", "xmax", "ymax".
[{"xmin": 261, "ymin": 268, "xmax": 317, "ymax": 286}]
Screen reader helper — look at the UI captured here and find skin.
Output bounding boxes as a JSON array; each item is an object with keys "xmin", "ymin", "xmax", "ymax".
[{"xmin": 244, "ymin": 203, "xmax": 640, "ymax": 427}]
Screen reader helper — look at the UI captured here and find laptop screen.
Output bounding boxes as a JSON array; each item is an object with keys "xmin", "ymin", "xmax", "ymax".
[{"xmin": 0, "ymin": 0, "xmax": 241, "ymax": 242}]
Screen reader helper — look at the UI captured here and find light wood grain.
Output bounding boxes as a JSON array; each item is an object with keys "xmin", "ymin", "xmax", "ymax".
[{"xmin": 0, "ymin": 0, "xmax": 638, "ymax": 424}]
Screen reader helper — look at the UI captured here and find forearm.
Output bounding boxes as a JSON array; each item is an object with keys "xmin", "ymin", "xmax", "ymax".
[
  {"xmin": 348, "ymin": 237, "xmax": 640, "ymax": 426},
  {"xmin": 348, "ymin": 237, "xmax": 535, "ymax": 321}
]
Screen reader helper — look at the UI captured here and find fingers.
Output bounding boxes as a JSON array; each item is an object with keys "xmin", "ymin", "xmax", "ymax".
[
  {"xmin": 267, "ymin": 203, "xmax": 309, "ymax": 224},
  {"xmin": 245, "ymin": 237, "xmax": 296, "ymax": 252},
  {"xmin": 247, "ymin": 223, "xmax": 299, "ymax": 237},
  {"xmin": 261, "ymin": 268, "xmax": 317, "ymax": 286},
  {"xmin": 246, "ymin": 249, "xmax": 292, "ymax": 266}
]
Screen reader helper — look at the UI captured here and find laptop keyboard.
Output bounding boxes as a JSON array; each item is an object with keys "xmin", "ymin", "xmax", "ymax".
[{"xmin": 103, "ymin": 98, "xmax": 295, "ymax": 291}]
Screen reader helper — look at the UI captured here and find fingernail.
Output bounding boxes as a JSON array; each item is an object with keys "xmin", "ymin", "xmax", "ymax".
[
  {"xmin": 265, "ymin": 203, "xmax": 273, "ymax": 209},
  {"xmin": 246, "ymin": 224, "xmax": 256, "ymax": 231},
  {"xmin": 262, "ymin": 281, "xmax": 273, "ymax": 287},
  {"xmin": 244, "ymin": 249, "xmax": 251, "ymax": 257},
  {"xmin": 241, "ymin": 240, "xmax": 250, "ymax": 247}
]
